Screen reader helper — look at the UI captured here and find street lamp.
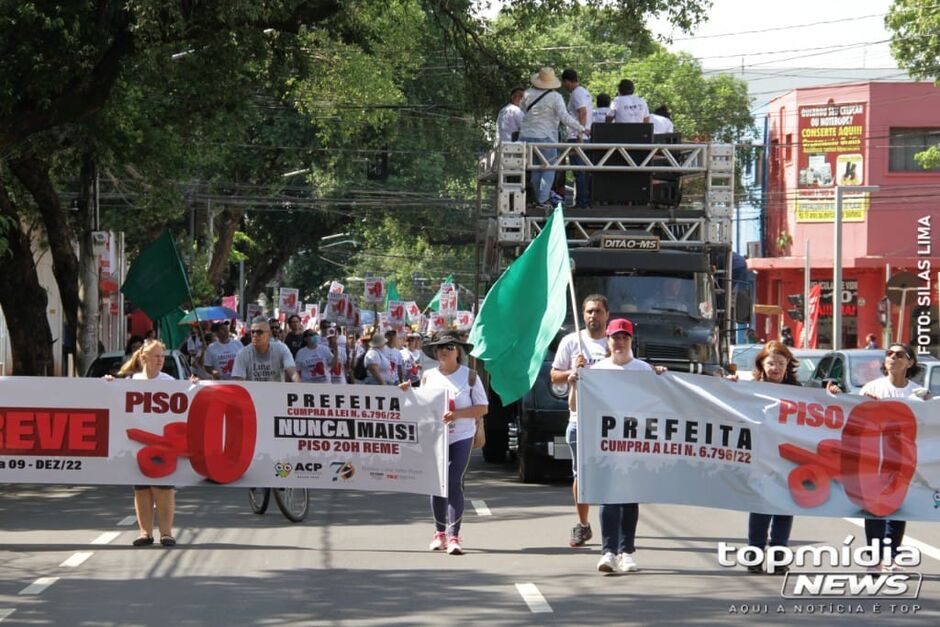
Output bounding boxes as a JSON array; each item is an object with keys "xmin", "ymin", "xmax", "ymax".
[{"xmin": 832, "ymin": 185, "xmax": 879, "ymax": 350}]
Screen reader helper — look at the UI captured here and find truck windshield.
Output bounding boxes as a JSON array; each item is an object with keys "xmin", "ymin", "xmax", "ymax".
[{"xmin": 575, "ymin": 274, "xmax": 714, "ymax": 320}]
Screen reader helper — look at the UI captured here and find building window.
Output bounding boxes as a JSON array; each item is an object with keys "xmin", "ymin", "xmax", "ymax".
[
  {"xmin": 785, "ymin": 133, "xmax": 793, "ymax": 161},
  {"xmin": 889, "ymin": 128, "xmax": 940, "ymax": 172}
]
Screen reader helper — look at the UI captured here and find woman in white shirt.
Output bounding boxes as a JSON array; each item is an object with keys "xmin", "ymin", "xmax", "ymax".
[
  {"xmin": 518, "ymin": 67, "xmax": 585, "ymax": 209},
  {"xmin": 828, "ymin": 343, "xmax": 929, "ymax": 571},
  {"xmin": 414, "ymin": 332, "xmax": 488, "ymax": 555}
]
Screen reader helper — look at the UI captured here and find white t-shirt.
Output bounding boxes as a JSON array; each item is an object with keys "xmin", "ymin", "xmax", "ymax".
[
  {"xmin": 592, "ymin": 356, "xmax": 653, "ymax": 372},
  {"xmin": 383, "ymin": 346, "xmax": 402, "ymax": 385},
  {"xmin": 363, "ymin": 348, "xmax": 390, "ymax": 385},
  {"xmin": 295, "ymin": 345, "xmax": 335, "ymax": 383},
  {"xmin": 400, "ymin": 348, "xmax": 422, "ymax": 384},
  {"xmin": 610, "ymin": 94, "xmax": 650, "ymax": 124},
  {"xmin": 496, "ymin": 103, "xmax": 524, "ymax": 142},
  {"xmin": 231, "ymin": 342, "xmax": 295, "ymax": 382},
  {"xmin": 592, "ymin": 106, "xmax": 611, "ymax": 125},
  {"xmin": 519, "ymin": 89, "xmax": 583, "ymax": 140},
  {"xmin": 566, "ymin": 85, "xmax": 593, "ymax": 139},
  {"xmin": 423, "ymin": 366, "xmax": 488, "ymax": 443},
  {"xmin": 650, "ymin": 113, "xmax": 674, "ymax": 134},
  {"xmin": 553, "ymin": 330, "xmax": 611, "ymax": 424},
  {"xmin": 132, "ymin": 371, "xmax": 175, "ymax": 381},
  {"xmin": 331, "ymin": 345, "xmax": 348, "ymax": 384},
  {"xmin": 859, "ymin": 377, "xmax": 922, "ymax": 400},
  {"xmin": 204, "ymin": 339, "xmax": 241, "ymax": 380}
]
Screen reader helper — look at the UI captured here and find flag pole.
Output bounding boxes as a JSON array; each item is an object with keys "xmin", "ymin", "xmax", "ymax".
[{"xmin": 559, "ymin": 205, "xmax": 588, "ymax": 357}]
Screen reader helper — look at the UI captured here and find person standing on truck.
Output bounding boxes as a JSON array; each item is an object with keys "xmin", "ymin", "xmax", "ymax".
[
  {"xmin": 607, "ymin": 79, "xmax": 650, "ymax": 124},
  {"xmin": 496, "ymin": 86, "xmax": 525, "ymax": 142},
  {"xmin": 518, "ymin": 67, "xmax": 586, "ymax": 211},
  {"xmin": 561, "ymin": 68, "xmax": 593, "ymax": 209},
  {"xmin": 551, "ymin": 294, "xmax": 610, "ymax": 547}
]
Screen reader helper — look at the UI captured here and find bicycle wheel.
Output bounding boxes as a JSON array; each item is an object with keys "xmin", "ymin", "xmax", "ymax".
[
  {"xmin": 248, "ymin": 488, "xmax": 270, "ymax": 514},
  {"xmin": 273, "ymin": 487, "xmax": 309, "ymax": 523}
]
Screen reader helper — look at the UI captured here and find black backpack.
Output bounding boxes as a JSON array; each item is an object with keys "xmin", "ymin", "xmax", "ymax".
[{"xmin": 353, "ymin": 352, "xmax": 368, "ymax": 380}]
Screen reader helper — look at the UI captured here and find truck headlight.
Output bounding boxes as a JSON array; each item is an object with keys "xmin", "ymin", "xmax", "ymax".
[{"xmin": 550, "ymin": 382, "xmax": 569, "ymax": 398}]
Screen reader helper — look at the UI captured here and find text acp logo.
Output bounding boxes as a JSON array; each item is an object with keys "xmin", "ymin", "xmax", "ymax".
[{"xmin": 781, "ymin": 572, "xmax": 923, "ymax": 599}]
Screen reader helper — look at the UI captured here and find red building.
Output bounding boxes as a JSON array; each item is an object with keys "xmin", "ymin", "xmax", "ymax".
[{"xmin": 749, "ymin": 81, "xmax": 940, "ymax": 354}]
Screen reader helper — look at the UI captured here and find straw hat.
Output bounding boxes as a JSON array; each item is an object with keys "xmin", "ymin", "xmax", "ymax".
[{"xmin": 530, "ymin": 67, "xmax": 561, "ymax": 90}]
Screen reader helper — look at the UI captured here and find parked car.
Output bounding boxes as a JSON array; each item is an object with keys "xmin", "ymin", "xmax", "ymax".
[
  {"xmin": 911, "ymin": 356, "xmax": 940, "ymax": 397},
  {"xmin": 84, "ymin": 350, "xmax": 192, "ymax": 380},
  {"xmin": 791, "ymin": 348, "xmax": 828, "ymax": 386},
  {"xmin": 728, "ymin": 344, "xmax": 762, "ymax": 381},
  {"xmin": 806, "ymin": 349, "xmax": 893, "ymax": 393}
]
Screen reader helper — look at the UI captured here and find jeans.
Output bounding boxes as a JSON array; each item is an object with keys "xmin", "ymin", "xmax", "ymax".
[
  {"xmin": 865, "ymin": 518, "xmax": 906, "ymax": 561},
  {"xmin": 519, "ymin": 135, "xmax": 556, "ymax": 204},
  {"xmin": 600, "ymin": 503, "xmax": 639, "ymax": 554},
  {"xmin": 431, "ymin": 437, "xmax": 473, "ymax": 537},
  {"xmin": 565, "ymin": 421, "xmax": 578, "ymax": 478},
  {"xmin": 748, "ymin": 513, "xmax": 793, "ymax": 548},
  {"xmin": 568, "ymin": 139, "xmax": 589, "ymax": 207}
]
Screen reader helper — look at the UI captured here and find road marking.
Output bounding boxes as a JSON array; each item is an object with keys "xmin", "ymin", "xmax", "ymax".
[
  {"xmin": 19, "ymin": 577, "xmax": 59, "ymax": 595},
  {"xmin": 117, "ymin": 515, "xmax": 137, "ymax": 526},
  {"xmin": 91, "ymin": 531, "xmax": 122, "ymax": 545},
  {"xmin": 843, "ymin": 517, "xmax": 940, "ymax": 562},
  {"xmin": 515, "ymin": 583, "xmax": 553, "ymax": 614},
  {"xmin": 0, "ymin": 609, "xmax": 15, "ymax": 622},
  {"xmin": 60, "ymin": 552, "xmax": 94, "ymax": 568},
  {"xmin": 471, "ymin": 500, "xmax": 492, "ymax": 516}
]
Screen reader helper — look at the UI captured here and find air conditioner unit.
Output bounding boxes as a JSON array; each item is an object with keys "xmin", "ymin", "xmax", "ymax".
[{"xmin": 746, "ymin": 241, "xmax": 762, "ymax": 258}]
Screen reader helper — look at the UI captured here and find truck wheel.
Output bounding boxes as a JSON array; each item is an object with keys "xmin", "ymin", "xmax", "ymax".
[
  {"xmin": 481, "ymin": 423, "xmax": 508, "ymax": 463},
  {"xmin": 517, "ymin": 448, "xmax": 545, "ymax": 483}
]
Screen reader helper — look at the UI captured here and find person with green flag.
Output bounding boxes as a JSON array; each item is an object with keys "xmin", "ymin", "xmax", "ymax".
[{"xmin": 467, "ymin": 205, "xmax": 570, "ymax": 404}]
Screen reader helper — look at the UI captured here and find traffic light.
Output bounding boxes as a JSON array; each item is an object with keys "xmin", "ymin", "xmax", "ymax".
[{"xmin": 787, "ymin": 293, "xmax": 804, "ymax": 322}]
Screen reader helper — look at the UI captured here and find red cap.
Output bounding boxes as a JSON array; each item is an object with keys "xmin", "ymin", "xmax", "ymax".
[{"xmin": 606, "ymin": 318, "xmax": 634, "ymax": 337}]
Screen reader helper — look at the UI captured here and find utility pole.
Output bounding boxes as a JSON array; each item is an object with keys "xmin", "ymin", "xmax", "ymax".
[{"xmin": 833, "ymin": 185, "xmax": 879, "ymax": 350}]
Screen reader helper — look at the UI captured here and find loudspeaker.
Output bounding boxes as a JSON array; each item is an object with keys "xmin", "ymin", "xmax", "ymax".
[{"xmin": 591, "ymin": 123, "xmax": 653, "ymax": 204}]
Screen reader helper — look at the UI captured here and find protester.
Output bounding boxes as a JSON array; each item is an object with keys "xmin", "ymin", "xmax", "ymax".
[
  {"xmin": 107, "ymin": 341, "xmax": 181, "ymax": 547},
  {"xmin": 593, "ymin": 93, "xmax": 611, "ymax": 125},
  {"xmin": 283, "ymin": 314, "xmax": 306, "ymax": 357},
  {"xmin": 744, "ymin": 341, "xmax": 801, "ymax": 574},
  {"xmin": 649, "ymin": 105, "xmax": 674, "ymax": 134},
  {"xmin": 496, "ymin": 86, "xmax": 525, "ymax": 142},
  {"xmin": 607, "ymin": 79, "xmax": 649, "ymax": 124},
  {"xmin": 518, "ymin": 67, "xmax": 586, "ymax": 210},
  {"xmin": 865, "ymin": 333, "xmax": 878, "ymax": 349},
  {"xmin": 180, "ymin": 326, "xmax": 204, "ymax": 357},
  {"xmin": 401, "ymin": 332, "xmax": 423, "ymax": 386},
  {"xmin": 383, "ymin": 330, "xmax": 404, "ymax": 385},
  {"xmin": 363, "ymin": 331, "xmax": 391, "ymax": 385},
  {"xmin": 294, "ymin": 329, "xmax": 336, "ymax": 383},
  {"xmin": 561, "ymin": 68, "xmax": 593, "ymax": 209},
  {"xmin": 204, "ymin": 321, "xmax": 241, "ymax": 380},
  {"xmin": 567, "ymin": 319, "xmax": 665, "ymax": 573},
  {"xmin": 231, "ymin": 317, "xmax": 299, "ymax": 382},
  {"xmin": 189, "ymin": 332, "xmax": 215, "ymax": 380},
  {"xmin": 331, "ymin": 334, "xmax": 349, "ymax": 384},
  {"xmin": 828, "ymin": 342, "xmax": 930, "ymax": 571},
  {"xmin": 550, "ymin": 294, "xmax": 610, "ymax": 547},
  {"xmin": 415, "ymin": 332, "xmax": 488, "ymax": 555}
]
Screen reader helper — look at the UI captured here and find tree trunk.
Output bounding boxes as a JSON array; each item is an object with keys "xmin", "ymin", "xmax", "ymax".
[
  {"xmin": 245, "ymin": 248, "xmax": 292, "ymax": 306},
  {"xmin": 206, "ymin": 206, "xmax": 243, "ymax": 290},
  {"xmin": 77, "ymin": 153, "xmax": 100, "ymax": 374},
  {"xmin": 0, "ymin": 179, "xmax": 55, "ymax": 375}
]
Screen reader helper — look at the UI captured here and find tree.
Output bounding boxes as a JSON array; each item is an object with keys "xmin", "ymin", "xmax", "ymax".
[{"xmin": 886, "ymin": 0, "xmax": 940, "ymax": 168}]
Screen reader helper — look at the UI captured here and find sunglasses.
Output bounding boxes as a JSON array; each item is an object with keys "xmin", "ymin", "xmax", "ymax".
[
  {"xmin": 250, "ymin": 329, "xmax": 267, "ymax": 336},
  {"xmin": 885, "ymin": 349, "xmax": 910, "ymax": 359},
  {"xmin": 437, "ymin": 343, "xmax": 458, "ymax": 351}
]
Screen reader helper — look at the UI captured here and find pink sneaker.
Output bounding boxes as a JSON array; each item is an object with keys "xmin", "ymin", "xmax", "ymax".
[
  {"xmin": 447, "ymin": 536, "xmax": 464, "ymax": 555},
  {"xmin": 429, "ymin": 531, "xmax": 446, "ymax": 551}
]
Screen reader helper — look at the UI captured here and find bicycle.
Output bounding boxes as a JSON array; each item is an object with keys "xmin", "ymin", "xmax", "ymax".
[{"xmin": 248, "ymin": 487, "xmax": 310, "ymax": 523}]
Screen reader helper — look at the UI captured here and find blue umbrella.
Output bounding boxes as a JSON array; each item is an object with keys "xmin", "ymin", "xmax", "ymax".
[{"xmin": 178, "ymin": 306, "xmax": 239, "ymax": 325}]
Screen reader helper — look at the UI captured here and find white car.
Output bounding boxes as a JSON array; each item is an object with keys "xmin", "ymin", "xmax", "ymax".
[{"xmin": 84, "ymin": 350, "xmax": 192, "ymax": 380}]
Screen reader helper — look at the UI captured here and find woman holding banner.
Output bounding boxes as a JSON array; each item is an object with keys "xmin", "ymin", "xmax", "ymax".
[
  {"xmin": 744, "ymin": 340, "xmax": 801, "ymax": 574},
  {"xmin": 828, "ymin": 342, "xmax": 929, "ymax": 571},
  {"xmin": 410, "ymin": 332, "xmax": 488, "ymax": 556},
  {"xmin": 108, "ymin": 340, "xmax": 189, "ymax": 547}
]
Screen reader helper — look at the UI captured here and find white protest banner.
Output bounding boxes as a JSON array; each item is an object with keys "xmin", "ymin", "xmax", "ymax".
[
  {"xmin": 577, "ymin": 370, "xmax": 940, "ymax": 521},
  {"xmin": 339, "ymin": 294, "xmax": 354, "ymax": 326},
  {"xmin": 405, "ymin": 301, "xmax": 420, "ymax": 321},
  {"xmin": 278, "ymin": 287, "xmax": 300, "ymax": 315},
  {"xmin": 0, "ymin": 377, "xmax": 448, "ymax": 496},
  {"xmin": 455, "ymin": 311, "xmax": 474, "ymax": 331},
  {"xmin": 364, "ymin": 277, "xmax": 386, "ymax": 305},
  {"xmin": 246, "ymin": 304, "xmax": 263, "ymax": 321},
  {"xmin": 329, "ymin": 281, "xmax": 344, "ymax": 294},
  {"xmin": 387, "ymin": 301, "xmax": 406, "ymax": 328},
  {"xmin": 427, "ymin": 313, "xmax": 447, "ymax": 335},
  {"xmin": 302, "ymin": 304, "xmax": 319, "ymax": 330},
  {"xmin": 325, "ymin": 293, "xmax": 349, "ymax": 322},
  {"xmin": 438, "ymin": 283, "xmax": 457, "ymax": 317}
]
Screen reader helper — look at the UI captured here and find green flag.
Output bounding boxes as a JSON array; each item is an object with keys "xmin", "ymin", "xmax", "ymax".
[
  {"xmin": 121, "ymin": 231, "xmax": 191, "ymax": 321},
  {"xmin": 468, "ymin": 206, "xmax": 570, "ymax": 403},
  {"xmin": 157, "ymin": 307, "xmax": 189, "ymax": 352},
  {"xmin": 385, "ymin": 281, "xmax": 400, "ymax": 307},
  {"xmin": 427, "ymin": 274, "xmax": 454, "ymax": 312}
]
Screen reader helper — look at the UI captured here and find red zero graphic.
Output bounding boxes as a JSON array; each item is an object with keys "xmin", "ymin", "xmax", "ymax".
[
  {"xmin": 126, "ymin": 385, "xmax": 257, "ymax": 484},
  {"xmin": 840, "ymin": 401, "xmax": 917, "ymax": 517},
  {"xmin": 187, "ymin": 385, "xmax": 257, "ymax": 484},
  {"xmin": 779, "ymin": 401, "xmax": 918, "ymax": 517}
]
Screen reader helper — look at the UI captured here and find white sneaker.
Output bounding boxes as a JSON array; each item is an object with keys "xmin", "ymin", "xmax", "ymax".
[
  {"xmin": 597, "ymin": 552, "xmax": 617, "ymax": 573},
  {"xmin": 446, "ymin": 536, "xmax": 464, "ymax": 555},
  {"xmin": 429, "ymin": 531, "xmax": 446, "ymax": 551},
  {"xmin": 618, "ymin": 553, "xmax": 639, "ymax": 573}
]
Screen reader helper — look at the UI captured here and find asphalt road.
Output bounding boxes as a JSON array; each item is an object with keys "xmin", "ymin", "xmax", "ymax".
[{"xmin": 1, "ymin": 454, "xmax": 938, "ymax": 626}]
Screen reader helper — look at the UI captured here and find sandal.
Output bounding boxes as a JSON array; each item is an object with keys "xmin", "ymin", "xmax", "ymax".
[
  {"xmin": 132, "ymin": 535, "xmax": 154, "ymax": 547},
  {"xmin": 160, "ymin": 535, "xmax": 176, "ymax": 547}
]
